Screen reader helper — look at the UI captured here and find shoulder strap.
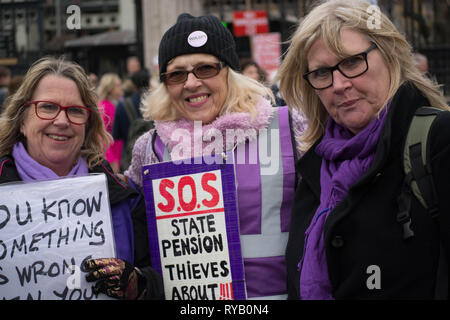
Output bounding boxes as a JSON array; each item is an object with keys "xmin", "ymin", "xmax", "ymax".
[
  {"xmin": 0, "ymin": 155, "xmax": 20, "ymax": 183},
  {"xmin": 287, "ymin": 110, "xmax": 299, "ymax": 165},
  {"xmin": 400, "ymin": 106, "xmax": 448, "ymax": 299},
  {"xmin": 150, "ymin": 130, "xmax": 161, "ymax": 162},
  {"xmin": 122, "ymin": 98, "xmax": 138, "ymax": 123},
  {"xmin": 397, "ymin": 107, "xmax": 441, "ymax": 240},
  {"xmin": 403, "ymin": 106, "xmax": 441, "ymax": 216}
]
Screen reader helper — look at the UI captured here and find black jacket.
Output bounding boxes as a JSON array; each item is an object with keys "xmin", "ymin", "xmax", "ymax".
[
  {"xmin": 0, "ymin": 156, "xmax": 163, "ymax": 300},
  {"xmin": 112, "ymin": 89, "xmax": 144, "ymax": 146},
  {"xmin": 286, "ymin": 82, "xmax": 450, "ymax": 299}
]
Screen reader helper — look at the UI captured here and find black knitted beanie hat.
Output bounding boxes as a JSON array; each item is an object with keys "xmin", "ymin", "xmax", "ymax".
[{"xmin": 158, "ymin": 13, "xmax": 240, "ymax": 80}]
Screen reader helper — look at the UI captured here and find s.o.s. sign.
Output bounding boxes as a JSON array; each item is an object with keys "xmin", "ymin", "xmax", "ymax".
[
  {"xmin": 142, "ymin": 157, "xmax": 246, "ymax": 300},
  {"xmin": 155, "ymin": 171, "xmax": 223, "ymax": 218}
]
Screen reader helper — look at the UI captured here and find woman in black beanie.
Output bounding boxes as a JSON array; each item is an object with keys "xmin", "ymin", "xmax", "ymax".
[{"xmin": 125, "ymin": 13, "xmax": 307, "ymax": 300}]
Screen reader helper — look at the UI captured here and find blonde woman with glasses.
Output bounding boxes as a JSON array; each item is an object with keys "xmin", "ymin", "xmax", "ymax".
[
  {"xmin": 125, "ymin": 13, "xmax": 307, "ymax": 299},
  {"xmin": 277, "ymin": 0, "xmax": 449, "ymax": 299}
]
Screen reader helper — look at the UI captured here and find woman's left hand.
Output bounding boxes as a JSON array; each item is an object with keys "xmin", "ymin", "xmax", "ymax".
[{"xmin": 84, "ymin": 258, "xmax": 146, "ymax": 300}]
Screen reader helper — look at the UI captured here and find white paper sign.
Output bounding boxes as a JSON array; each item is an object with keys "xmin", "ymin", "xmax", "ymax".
[
  {"xmin": 0, "ymin": 174, "xmax": 116, "ymax": 300},
  {"xmin": 152, "ymin": 170, "xmax": 234, "ymax": 299}
]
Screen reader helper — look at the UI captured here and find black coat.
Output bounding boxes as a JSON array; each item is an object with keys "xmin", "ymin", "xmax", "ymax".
[
  {"xmin": 0, "ymin": 156, "xmax": 164, "ymax": 300},
  {"xmin": 286, "ymin": 82, "xmax": 450, "ymax": 299}
]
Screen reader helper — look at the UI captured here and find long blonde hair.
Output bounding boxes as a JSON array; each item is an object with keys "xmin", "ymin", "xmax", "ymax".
[
  {"xmin": 0, "ymin": 56, "xmax": 111, "ymax": 168},
  {"xmin": 141, "ymin": 67, "xmax": 274, "ymax": 121},
  {"xmin": 96, "ymin": 73, "xmax": 120, "ymax": 101},
  {"xmin": 277, "ymin": 0, "xmax": 448, "ymax": 150}
]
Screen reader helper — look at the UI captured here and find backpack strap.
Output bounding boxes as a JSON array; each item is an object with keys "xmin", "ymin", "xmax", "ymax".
[
  {"xmin": 398, "ymin": 106, "xmax": 440, "ymax": 240},
  {"xmin": 399, "ymin": 106, "xmax": 447, "ymax": 299},
  {"xmin": 403, "ymin": 106, "xmax": 440, "ymax": 216}
]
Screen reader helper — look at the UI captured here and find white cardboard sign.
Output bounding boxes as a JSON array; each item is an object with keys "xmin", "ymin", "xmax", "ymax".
[{"xmin": 0, "ymin": 174, "xmax": 115, "ymax": 300}]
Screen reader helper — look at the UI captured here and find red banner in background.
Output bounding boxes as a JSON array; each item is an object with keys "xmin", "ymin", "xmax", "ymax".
[{"xmin": 233, "ymin": 10, "xmax": 269, "ymax": 37}]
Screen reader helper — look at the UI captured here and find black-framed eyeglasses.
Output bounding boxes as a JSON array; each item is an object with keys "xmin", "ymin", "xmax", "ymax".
[
  {"xmin": 24, "ymin": 100, "xmax": 92, "ymax": 125},
  {"xmin": 303, "ymin": 43, "xmax": 378, "ymax": 90},
  {"xmin": 161, "ymin": 62, "xmax": 225, "ymax": 85}
]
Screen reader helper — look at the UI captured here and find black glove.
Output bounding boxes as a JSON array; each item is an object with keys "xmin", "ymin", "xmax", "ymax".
[{"xmin": 84, "ymin": 258, "xmax": 147, "ymax": 300}]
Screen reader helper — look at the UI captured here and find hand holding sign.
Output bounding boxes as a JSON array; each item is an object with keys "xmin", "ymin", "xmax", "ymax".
[{"xmin": 85, "ymin": 258, "xmax": 146, "ymax": 300}]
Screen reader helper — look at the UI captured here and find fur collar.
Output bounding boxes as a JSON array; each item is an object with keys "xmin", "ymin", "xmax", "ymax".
[{"xmin": 154, "ymin": 98, "xmax": 275, "ymax": 160}]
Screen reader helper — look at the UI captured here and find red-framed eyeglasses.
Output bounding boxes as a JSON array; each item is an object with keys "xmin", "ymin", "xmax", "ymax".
[{"xmin": 24, "ymin": 100, "xmax": 92, "ymax": 125}]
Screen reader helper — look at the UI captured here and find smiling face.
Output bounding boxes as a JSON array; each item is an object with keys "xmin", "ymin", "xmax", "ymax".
[
  {"xmin": 307, "ymin": 28, "xmax": 391, "ymax": 134},
  {"xmin": 20, "ymin": 75, "xmax": 87, "ymax": 176},
  {"xmin": 166, "ymin": 53, "xmax": 228, "ymax": 124}
]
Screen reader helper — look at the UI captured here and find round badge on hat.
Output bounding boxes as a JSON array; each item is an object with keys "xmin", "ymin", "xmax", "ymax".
[{"xmin": 187, "ymin": 30, "xmax": 208, "ymax": 47}]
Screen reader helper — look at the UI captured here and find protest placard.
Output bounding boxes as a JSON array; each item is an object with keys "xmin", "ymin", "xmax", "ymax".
[
  {"xmin": 142, "ymin": 153, "xmax": 246, "ymax": 300},
  {"xmin": 0, "ymin": 174, "xmax": 115, "ymax": 300},
  {"xmin": 252, "ymin": 32, "xmax": 281, "ymax": 82}
]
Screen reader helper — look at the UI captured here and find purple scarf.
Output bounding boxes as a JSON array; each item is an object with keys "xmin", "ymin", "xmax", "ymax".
[
  {"xmin": 299, "ymin": 106, "xmax": 388, "ymax": 300},
  {"xmin": 12, "ymin": 142, "xmax": 89, "ymax": 181}
]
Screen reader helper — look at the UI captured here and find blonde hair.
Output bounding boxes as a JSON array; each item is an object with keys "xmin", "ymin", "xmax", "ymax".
[
  {"xmin": 141, "ymin": 67, "xmax": 274, "ymax": 121},
  {"xmin": 96, "ymin": 73, "xmax": 120, "ymax": 101},
  {"xmin": 277, "ymin": 0, "xmax": 448, "ymax": 150},
  {"xmin": 0, "ymin": 56, "xmax": 111, "ymax": 169}
]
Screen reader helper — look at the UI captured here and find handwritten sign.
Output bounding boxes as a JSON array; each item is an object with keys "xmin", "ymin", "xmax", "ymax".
[
  {"xmin": 142, "ymin": 153, "xmax": 246, "ymax": 300},
  {"xmin": 0, "ymin": 174, "xmax": 115, "ymax": 300},
  {"xmin": 252, "ymin": 32, "xmax": 281, "ymax": 82}
]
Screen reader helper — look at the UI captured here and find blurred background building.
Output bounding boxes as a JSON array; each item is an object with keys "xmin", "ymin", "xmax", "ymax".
[
  {"xmin": 0, "ymin": 0, "xmax": 137, "ymax": 75},
  {"xmin": 0, "ymin": 0, "xmax": 449, "ymax": 94}
]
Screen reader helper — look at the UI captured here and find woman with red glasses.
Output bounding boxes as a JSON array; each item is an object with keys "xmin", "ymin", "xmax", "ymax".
[
  {"xmin": 0, "ymin": 57, "xmax": 163, "ymax": 300},
  {"xmin": 124, "ymin": 13, "xmax": 307, "ymax": 300},
  {"xmin": 277, "ymin": 0, "xmax": 449, "ymax": 299}
]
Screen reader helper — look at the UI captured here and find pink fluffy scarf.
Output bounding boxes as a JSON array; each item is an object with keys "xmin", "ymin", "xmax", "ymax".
[{"xmin": 153, "ymin": 98, "xmax": 275, "ymax": 161}]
